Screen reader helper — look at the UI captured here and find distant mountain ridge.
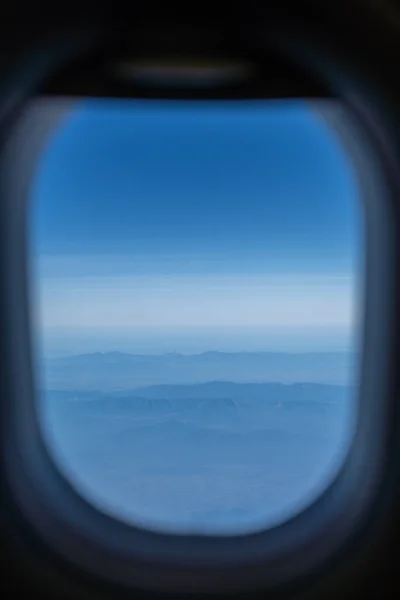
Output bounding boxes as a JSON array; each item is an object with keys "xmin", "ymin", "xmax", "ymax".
[
  {"xmin": 42, "ymin": 350, "xmax": 356, "ymax": 390},
  {"xmin": 44, "ymin": 381, "xmax": 352, "ymax": 438}
]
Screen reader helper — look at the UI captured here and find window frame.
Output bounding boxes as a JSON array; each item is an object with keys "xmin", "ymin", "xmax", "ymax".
[{"xmin": 1, "ymin": 6, "xmax": 400, "ymax": 596}]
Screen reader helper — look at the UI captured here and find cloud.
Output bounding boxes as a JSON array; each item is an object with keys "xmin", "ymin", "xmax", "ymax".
[{"xmin": 31, "ymin": 255, "xmax": 358, "ymax": 330}]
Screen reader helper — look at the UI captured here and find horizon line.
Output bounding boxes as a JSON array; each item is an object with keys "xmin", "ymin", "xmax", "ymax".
[{"xmin": 45, "ymin": 349, "xmax": 356, "ymax": 361}]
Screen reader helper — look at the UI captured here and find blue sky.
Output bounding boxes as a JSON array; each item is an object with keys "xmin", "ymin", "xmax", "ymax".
[{"xmin": 30, "ymin": 99, "xmax": 362, "ymax": 352}]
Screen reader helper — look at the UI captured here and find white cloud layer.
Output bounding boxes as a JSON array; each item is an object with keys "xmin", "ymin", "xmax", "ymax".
[{"xmin": 32, "ymin": 255, "xmax": 358, "ymax": 330}]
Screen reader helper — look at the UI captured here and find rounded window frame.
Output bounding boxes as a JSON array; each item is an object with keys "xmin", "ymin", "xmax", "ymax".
[{"xmin": 1, "ymin": 11, "xmax": 399, "ymax": 596}]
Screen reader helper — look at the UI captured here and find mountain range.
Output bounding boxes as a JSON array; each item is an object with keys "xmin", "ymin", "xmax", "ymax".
[
  {"xmin": 40, "ymin": 379, "xmax": 355, "ymax": 532},
  {"xmin": 42, "ymin": 350, "xmax": 357, "ymax": 391}
]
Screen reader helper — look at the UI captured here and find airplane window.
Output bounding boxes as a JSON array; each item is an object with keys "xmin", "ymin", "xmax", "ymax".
[{"xmin": 29, "ymin": 99, "xmax": 363, "ymax": 534}]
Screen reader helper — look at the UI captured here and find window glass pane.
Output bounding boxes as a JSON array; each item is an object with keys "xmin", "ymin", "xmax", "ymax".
[{"xmin": 30, "ymin": 99, "xmax": 362, "ymax": 534}]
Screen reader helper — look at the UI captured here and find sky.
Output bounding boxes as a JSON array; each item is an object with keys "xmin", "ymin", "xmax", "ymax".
[{"xmin": 29, "ymin": 98, "xmax": 363, "ymax": 355}]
